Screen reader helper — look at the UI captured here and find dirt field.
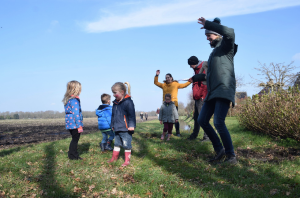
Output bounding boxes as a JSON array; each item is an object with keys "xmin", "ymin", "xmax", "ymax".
[{"xmin": 0, "ymin": 116, "xmax": 157, "ymax": 149}]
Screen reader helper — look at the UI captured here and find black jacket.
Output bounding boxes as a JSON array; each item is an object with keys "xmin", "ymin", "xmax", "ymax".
[
  {"xmin": 111, "ymin": 95, "xmax": 136, "ymax": 132},
  {"xmin": 193, "ymin": 20, "xmax": 238, "ymax": 106}
]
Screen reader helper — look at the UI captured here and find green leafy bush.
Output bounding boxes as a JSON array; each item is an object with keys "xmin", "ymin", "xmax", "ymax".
[{"xmin": 237, "ymin": 87, "xmax": 300, "ymax": 141}]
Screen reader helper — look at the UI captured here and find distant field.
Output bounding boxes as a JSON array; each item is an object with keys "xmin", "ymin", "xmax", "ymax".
[{"xmin": 0, "ymin": 117, "xmax": 157, "ymax": 149}]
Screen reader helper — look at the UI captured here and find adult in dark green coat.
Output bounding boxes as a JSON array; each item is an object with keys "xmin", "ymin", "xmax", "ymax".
[{"xmin": 190, "ymin": 17, "xmax": 238, "ymax": 164}]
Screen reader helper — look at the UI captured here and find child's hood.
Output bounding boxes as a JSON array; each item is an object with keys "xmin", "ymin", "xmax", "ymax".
[
  {"xmin": 96, "ymin": 105, "xmax": 112, "ymax": 116},
  {"xmin": 163, "ymin": 101, "xmax": 175, "ymax": 106},
  {"xmin": 113, "ymin": 94, "xmax": 132, "ymax": 105}
]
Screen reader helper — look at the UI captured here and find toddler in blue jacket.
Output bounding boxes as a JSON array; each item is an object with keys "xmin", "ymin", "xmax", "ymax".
[
  {"xmin": 96, "ymin": 93, "xmax": 114, "ymax": 152},
  {"xmin": 108, "ymin": 82, "xmax": 136, "ymax": 167}
]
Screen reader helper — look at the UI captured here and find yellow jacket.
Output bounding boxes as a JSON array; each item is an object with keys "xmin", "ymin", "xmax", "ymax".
[{"xmin": 154, "ymin": 76, "xmax": 191, "ymax": 107}]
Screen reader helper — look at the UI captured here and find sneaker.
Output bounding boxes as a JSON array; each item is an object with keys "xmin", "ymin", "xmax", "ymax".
[
  {"xmin": 208, "ymin": 148, "xmax": 225, "ymax": 162},
  {"xmin": 176, "ymin": 133, "xmax": 181, "ymax": 137},
  {"xmin": 223, "ymin": 154, "xmax": 238, "ymax": 165}
]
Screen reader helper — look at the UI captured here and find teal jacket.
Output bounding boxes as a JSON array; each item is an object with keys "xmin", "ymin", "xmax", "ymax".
[{"xmin": 195, "ymin": 20, "xmax": 238, "ymax": 106}]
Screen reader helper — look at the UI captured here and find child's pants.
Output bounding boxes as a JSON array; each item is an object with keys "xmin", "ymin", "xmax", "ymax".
[
  {"xmin": 114, "ymin": 132, "xmax": 132, "ymax": 150},
  {"xmin": 101, "ymin": 130, "xmax": 115, "ymax": 143},
  {"xmin": 68, "ymin": 129, "xmax": 80, "ymax": 159},
  {"xmin": 163, "ymin": 122, "xmax": 174, "ymax": 134}
]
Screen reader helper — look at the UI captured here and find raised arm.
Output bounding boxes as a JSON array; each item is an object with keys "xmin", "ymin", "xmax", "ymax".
[
  {"xmin": 154, "ymin": 76, "xmax": 163, "ymax": 88},
  {"xmin": 204, "ymin": 20, "xmax": 235, "ymax": 51},
  {"xmin": 192, "ymin": 74, "xmax": 206, "ymax": 83},
  {"xmin": 177, "ymin": 81, "xmax": 191, "ymax": 89}
]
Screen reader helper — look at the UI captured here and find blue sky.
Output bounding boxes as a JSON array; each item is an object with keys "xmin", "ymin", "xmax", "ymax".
[{"xmin": 1, "ymin": 0, "xmax": 300, "ymax": 113}]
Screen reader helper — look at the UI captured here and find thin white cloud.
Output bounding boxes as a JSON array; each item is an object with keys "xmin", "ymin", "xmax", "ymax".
[
  {"xmin": 84, "ymin": 0, "xmax": 300, "ymax": 33},
  {"xmin": 292, "ymin": 53, "xmax": 300, "ymax": 61},
  {"xmin": 47, "ymin": 20, "xmax": 59, "ymax": 33}
]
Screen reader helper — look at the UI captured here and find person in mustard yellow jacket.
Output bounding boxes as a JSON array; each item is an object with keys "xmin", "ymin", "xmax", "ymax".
[{"xmin": 154, "ymin": 70, "xmax": 191, "ymax": 136}]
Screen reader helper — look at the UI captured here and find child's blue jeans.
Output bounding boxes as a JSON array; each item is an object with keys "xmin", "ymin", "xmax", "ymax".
[
  {"xmin": 114, "ymin": 131, "xmax": 132, "ymax": 150},
  {"xmin": 101, "ymin": 130, "xmax": 115, "ymax": 143}
]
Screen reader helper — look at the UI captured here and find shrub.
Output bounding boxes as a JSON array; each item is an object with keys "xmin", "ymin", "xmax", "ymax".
[{"xmin": 237, "ymin": 87, "xmax": 300, "ymax": 141}]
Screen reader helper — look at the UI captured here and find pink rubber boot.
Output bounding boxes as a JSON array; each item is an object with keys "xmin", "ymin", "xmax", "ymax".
[
  {"xmin": 161, "ymin": 132, "xmax": 166, "ymax": 140},
  {"xmin": 166, "ymin": 134, "xmax": 171, "ymax": 141},
  {"xmin": 122, "ymin": 151, "xmax": 131, "ymax": 166},
  {"xmin": 108, "ymin": 150, "xmax": 120, "ymax": 163}
]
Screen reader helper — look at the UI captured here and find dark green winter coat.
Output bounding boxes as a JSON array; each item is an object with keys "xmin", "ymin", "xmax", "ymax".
[{"xmin": 193, "ymin": 21, "xmax": 238, "ymax": 106}]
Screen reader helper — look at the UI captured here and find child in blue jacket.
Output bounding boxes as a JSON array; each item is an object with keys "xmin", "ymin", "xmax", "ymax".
[
  {"xmin": 63, "ymin": 80, "xmax": 83, "ymax": 160},
  {"xmin": 108, "ymin": 82, "xmax": 136, "ymax": 167},
  {"xmin": 96, "ymin": 93, "xmax": 114, "ymax": 152}
]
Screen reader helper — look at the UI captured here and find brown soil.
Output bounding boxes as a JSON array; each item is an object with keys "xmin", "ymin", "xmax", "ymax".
[
  {"xmin": 237, "ymin": 146, "xmax": 300, "ymax": 163},
  {"xmin": 0, "ymin": 117, "xmax": 157, "ymax": 149}
]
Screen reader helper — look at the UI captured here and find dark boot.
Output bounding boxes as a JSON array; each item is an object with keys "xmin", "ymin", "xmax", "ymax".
[
  {"xmin": 100, "ymin": 143, "xmax": 106, "ymax": 152},
  {"xmin": 223, "ymin": 154, "xmax": 238, "ymax": 165},
  {"xmin": 105, "ymin": 140, "xmax": 113, "ymax": 151},
  {"xmin": 200, "ymin": 132, "xmax": 210, "ymax": 142},
  {"xmin": 208, "ymin": 148, "xmax": 225, "ymax": 162},
  {"xmin": 186, "ymin": 135, "xmax": 196, "ymax": 140}
]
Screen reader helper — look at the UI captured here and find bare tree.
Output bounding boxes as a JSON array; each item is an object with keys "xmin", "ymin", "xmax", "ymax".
[
  {"xmin": 235, "ymin": 74, "xmax": 245, "ymax": 89},
  {"xmin": 250, "ymin": 61, "xmax": 299, "ymax": 88}
]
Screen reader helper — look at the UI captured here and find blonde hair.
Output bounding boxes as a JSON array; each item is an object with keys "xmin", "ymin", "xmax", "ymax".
[
  {"xmin": 112, "ymin": 82, "xmax": 131, "ymax": 96},
  {"xmin": 62, "ymin": 80, "xmax": 82, "ymax": 105}
]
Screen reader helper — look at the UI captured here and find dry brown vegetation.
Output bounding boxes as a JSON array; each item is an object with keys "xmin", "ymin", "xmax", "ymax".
[{"xmin": 237, "ymin": 88, "xmax": 300, "ymax": 141}]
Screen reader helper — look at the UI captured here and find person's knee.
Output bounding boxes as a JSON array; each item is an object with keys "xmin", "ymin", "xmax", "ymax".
[
  {"xmin": 197, "ymin": 116, "xmax": 208, "ymax": 127},
  {"xmin": 213, "ymin": 119, "xmax": 225, "ymax": 131},
  {"xmin": 122, "ymin": 140, "xmax": 132, "ymax": 150}
]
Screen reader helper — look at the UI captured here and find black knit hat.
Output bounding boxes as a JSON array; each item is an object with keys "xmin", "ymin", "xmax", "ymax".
[{"xmin": 188, "ymin": 56, "xmax": 199, "ymax": 65}]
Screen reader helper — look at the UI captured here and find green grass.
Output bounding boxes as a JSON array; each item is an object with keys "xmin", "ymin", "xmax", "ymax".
[{"xmin": 0, "ymin": 118, "xmax": 300, "ymax": 197}]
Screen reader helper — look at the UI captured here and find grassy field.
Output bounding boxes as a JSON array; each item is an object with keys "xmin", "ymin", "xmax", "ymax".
[{"xmin": 0, "ymin": 117, "xmax": 299, "ymax": 197}]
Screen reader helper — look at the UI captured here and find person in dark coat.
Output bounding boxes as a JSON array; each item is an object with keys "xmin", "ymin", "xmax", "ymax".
[{"xmin": 190, "ymin": 17, "xmax": 238, "ymax": 164}]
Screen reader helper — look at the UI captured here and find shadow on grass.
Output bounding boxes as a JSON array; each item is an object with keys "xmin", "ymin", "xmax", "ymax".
[
  {"xmin": 132, "ymin": 124, "xmax": 300, "ymax": 198},
  {"xmin": 78, "ymin": 142, "xmax": 90, "ymax": 155},
  {"xmin": 39, "ymin": 142, "xmax": 75, "ymax": 198},
  {"xmin": 0, "ymin": 145, "xmax": 33, "ymax": 157}
]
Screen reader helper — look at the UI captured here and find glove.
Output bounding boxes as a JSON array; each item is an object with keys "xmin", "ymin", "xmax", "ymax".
[
  {"xmin": 192, "ymin": 73, "xmax": 206, "ymax": 82},
  {"xmin": 78, "ymin": 127, "xmax": 83, "ymax": 133}
]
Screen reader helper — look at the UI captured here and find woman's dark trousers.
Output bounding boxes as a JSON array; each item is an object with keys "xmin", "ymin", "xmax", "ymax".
[
  {"xmin": 175, "ymin": 106, "xmax": 180, "ymax": 136},
  {"xmin": 197, "ymin": 98, "xmax": 235, "ymax": 156},
  {"xmin": 190, "ymin": 99, "xmax": 209, "ymax": 140},
  {"xmin": 68, "ymin": 129, "xmax": 81, "ymax": 159}
]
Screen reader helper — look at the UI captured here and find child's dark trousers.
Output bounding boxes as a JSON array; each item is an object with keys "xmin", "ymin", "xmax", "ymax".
[{"xmin": 68, "ymin": 129, "xmax": 81, "ymax": 159}]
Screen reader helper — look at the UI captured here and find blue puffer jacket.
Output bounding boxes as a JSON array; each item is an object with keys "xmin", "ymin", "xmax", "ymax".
[
  {"xmin": 64, "ymin": 97, "xmax": 83, "ymax": 130},
  {"xmin": 111, "ymin": 95, "xmax": 136, "ymax": 132},
  {"xmin": 95, "ymin": 104, "xmax": 112, "ymax": 130}
]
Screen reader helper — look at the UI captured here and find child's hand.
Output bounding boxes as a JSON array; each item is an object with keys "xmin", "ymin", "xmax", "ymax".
[
  {"xmin": 112, "ymin": 127, "xmax": 114, "ymax": 131},
  {"xmin": 128, "ymin": 127, "xmax": 134, "ymax": 131},
  {"xmin": 78, "ymin": 127, "xmax": 83, "ymax": 133},
  {"xmin": 160, "ymin": 121, "xmax": 162, "ymax": 125},
  {"xmin": 175, "ymin": 119, "xmax": 178, "ymax": 123}
]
